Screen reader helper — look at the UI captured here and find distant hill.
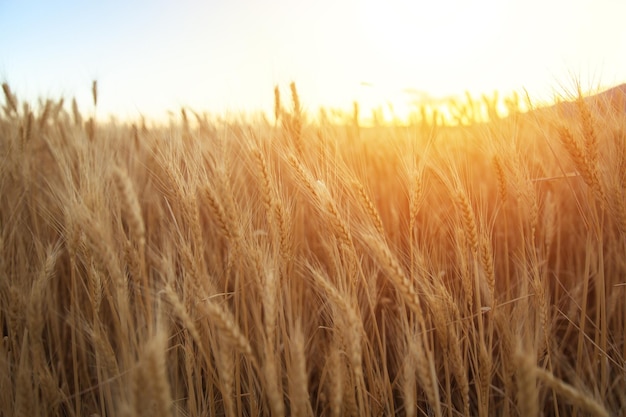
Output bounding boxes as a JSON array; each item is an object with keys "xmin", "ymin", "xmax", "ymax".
[{"xmin": 539, "ymin": 83, "xmax": 626, "ymax": 118}]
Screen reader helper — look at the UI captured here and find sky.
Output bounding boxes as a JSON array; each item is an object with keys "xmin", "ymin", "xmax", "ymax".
[{"xmin": 1, "ymin": 0, "xmax": 625, "ymax": 122}]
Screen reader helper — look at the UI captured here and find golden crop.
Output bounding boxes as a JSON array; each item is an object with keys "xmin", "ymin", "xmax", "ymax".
[{"xmin": 1, "ymin": 82, "xmax": 624, "ymax": 416}]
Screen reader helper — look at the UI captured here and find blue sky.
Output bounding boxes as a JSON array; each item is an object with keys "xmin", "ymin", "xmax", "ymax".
[{"xmin": 1, "ymin": 0, "xmax": 625, "ymax": 121}]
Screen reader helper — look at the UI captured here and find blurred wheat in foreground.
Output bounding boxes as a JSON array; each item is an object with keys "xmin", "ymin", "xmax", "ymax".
[{"xmin": 1, "ymin": 81, "xmax": 625, "ymax": 417}]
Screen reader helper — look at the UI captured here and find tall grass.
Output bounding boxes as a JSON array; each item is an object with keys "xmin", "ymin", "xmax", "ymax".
[{"xmin": 1, "ymin": 81, "xmax": 625, "ymax": 416}]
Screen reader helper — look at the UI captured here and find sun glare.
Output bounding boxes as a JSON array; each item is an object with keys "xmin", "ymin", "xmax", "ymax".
[
  {"xmin": 3, "ymin": 1, "xmax": 626, "ymax": 415},
  {"xmin": 2, "ymin": 0, "xmax": 624, "ymax": 124}
]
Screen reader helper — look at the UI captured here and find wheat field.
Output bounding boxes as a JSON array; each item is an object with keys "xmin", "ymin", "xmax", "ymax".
[{"xmin": 1, "ymin": 81, "xmax": 625, "ymax": 416}]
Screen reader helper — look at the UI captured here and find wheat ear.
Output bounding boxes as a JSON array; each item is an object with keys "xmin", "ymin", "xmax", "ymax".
[
  {"xmin": 352, "ymin": 179, "xmax": 385, "ymax": 236},
  {"xmin": 363, "ymin": 235, "xmax": 422, "ymax": 315},
  {"xmin": 534, "ymin": 365, "xmax": 609, "ymax": 417},
  {"xmin": 201, "ymin": 298, "xmax": 254, "ymax": 360},
  {"xmin": 112, "ymin": 166, "xmax": 146, "ymax": 247},
  {"xmin": 2, "ymin": 82, "xmax": 18, "ymax": 115}
]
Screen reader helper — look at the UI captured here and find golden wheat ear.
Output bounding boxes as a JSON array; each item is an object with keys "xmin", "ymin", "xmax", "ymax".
[
  {"xmin": 92, "ymin": 80, "xmax": 98, "ymax": 107},
  {"xmin": 2, "ymin": 82, "xmax": 18, "ymax": 116}
]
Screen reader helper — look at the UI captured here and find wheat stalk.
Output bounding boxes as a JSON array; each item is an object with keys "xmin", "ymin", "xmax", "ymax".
[
  {"xmin": 261, "ymin": 339, "xmax": 285, "ymax": 417},
  {"xmin": 438, "ymin": 287, "xmax": 470, "ymax": 415},
  {"xmin": 409, "ymin": 169, "xmax": 424, "ymax": 234},
  {"xmin": 143, "ymin": 331, "xmax": 173, "ymax": 417},
  {"xmin": 410, "ymin": 332, "xmax": 442, "ymax": 417},
  {"xmin": 492, "ymin": 155, "xmax": 508, "ymax": 202},
  {"xmin": 14, "ymin": 333, "xmax": 34, "ymax": 417},
  {"xmin": 2, "ymin": 82, "xmax": 18, "ymax": 115},
  {"xmin": 27, "ymin": 246, "xmax": 57, "ymax": 377},
  {"xmin": 559, "ymin": 125, "xmax": 606, "ymax": 205},
  {"xmin": 161, "ymin": 285, "xmax": 203, "ymax": 347},
  {"xmin": 92, "ymin": 80, "xmax": 98, "ymax": 107},
  {"xmin": 3, "ymin": 79, "xmax": 626, "ymax": 417},
  {"xmin": 71, "ymin": 97, "xmax": 82, "ymax": 126},
  {"xmin": 352, "ymin": 179, "xmax": 385, "ymax": 236},
  {"xmin": 287, "ymin": 324, "xmax": 313, "ymax": 417},
  {"xmin": 401, "ymin": 338, "xmax": 417, "ymax": 417},
  {"xmin": 326, "ymin": 341, "xmax": 344, "ymax": 417},
  {"xmin": 515, "ymin": 350, "xmax": 539, "ymax": 417},
  {"xmin": 363, "ymin": 235, "xmax": 423, "ymax": 318},
  {"xmin": 38, "ymin": 99, "xmax": 52, "ymax": 130},
  {"xmin": 201, "ymin": 297, "xmax": 254, "ymax": 360},
  {"xmin": 112, "ymin": 166, "xmax": 146, "ymax": 247},
  {"xmin": 274, "ymin": 85, "xmax": 281, "ymax": 124},
  {"xmin": 479, "ymin": 234, "xmax": 495, "ymax": 305},
  {"xmin": 576, "ymin": 88, "xmax": 598, "ymax": 166},
  {"xmin": 455, "ymin": 189, "xmax": 479, "ymax": 255},
  {"xmin": 216, "ymin": 342, "xmax": 236, "ymax": 417}
]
